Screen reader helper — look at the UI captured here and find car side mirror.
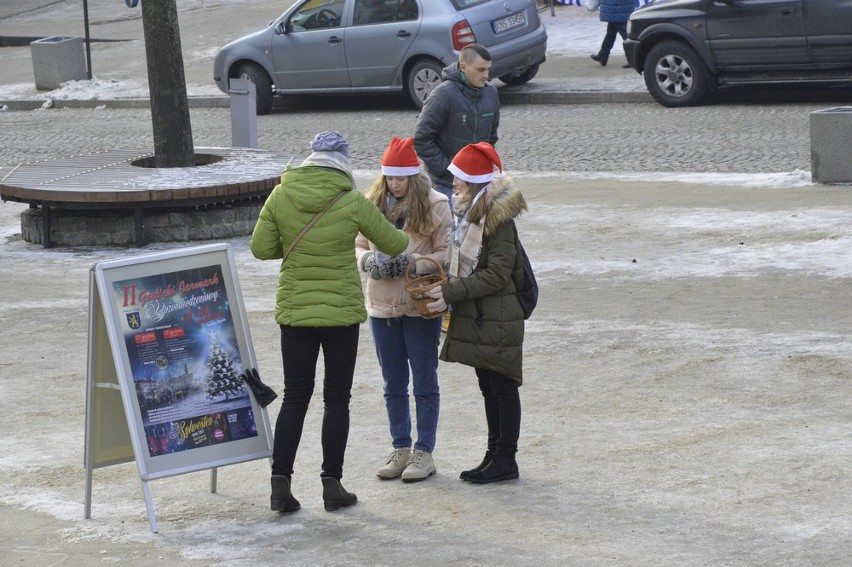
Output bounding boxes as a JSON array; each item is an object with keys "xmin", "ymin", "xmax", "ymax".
[{"xmin": 275, "ymin": 21, "xmax": 287, "ymax": 35}]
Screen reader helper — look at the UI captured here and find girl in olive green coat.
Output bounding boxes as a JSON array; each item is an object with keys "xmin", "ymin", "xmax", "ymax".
[{"xmin": 426, "ymin": 142, "xmax": 527, "ymax": 484}]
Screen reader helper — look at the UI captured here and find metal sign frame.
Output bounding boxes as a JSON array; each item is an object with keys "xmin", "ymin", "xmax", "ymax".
[{"xmin": 84, "ymin": 243, "xmax": 273, "ymax": 532}]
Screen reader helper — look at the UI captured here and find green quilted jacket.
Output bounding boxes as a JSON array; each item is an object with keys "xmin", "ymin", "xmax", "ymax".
[{"xmin": 250, "ymin": 164, "xmax": 408, "ymax": 327}]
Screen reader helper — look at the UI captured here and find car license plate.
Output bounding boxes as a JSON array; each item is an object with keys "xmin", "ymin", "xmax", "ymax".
[{"xmin": 492, "ymin": 12, "xmax": 525, "ymax": 34}]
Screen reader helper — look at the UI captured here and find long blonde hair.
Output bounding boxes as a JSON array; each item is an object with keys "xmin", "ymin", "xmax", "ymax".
[{"xmin": 365, "ymin": 171, "xmax": 436, "ymax": 238}]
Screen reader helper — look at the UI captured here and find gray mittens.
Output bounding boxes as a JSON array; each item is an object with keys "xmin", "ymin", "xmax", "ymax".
[
  {"xmin": 362, "ymin": 252, "xmax": 379, "ymax": 279},
  {"xmin": 377, "ymin": 254, "xmax": 410, "ymax": 280},
  {"xmin": 361, "ymin": 252, "xmax": 410, "ymax": 280}
]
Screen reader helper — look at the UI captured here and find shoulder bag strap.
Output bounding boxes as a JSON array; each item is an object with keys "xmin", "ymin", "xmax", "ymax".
[{"xmin": 282, "ymin": 191, "xmax": 346, "ymax": 263}]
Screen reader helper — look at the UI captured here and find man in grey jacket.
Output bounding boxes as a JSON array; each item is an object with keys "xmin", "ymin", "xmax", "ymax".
[{"xmin": 413, "ymin": 43, "xmax": 500, "ymax": 204}]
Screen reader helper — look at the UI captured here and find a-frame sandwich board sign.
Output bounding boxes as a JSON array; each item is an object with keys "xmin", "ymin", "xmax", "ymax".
[{"xmin": 84, "ymin": 243, "xmax": 273, "ymax": 533}]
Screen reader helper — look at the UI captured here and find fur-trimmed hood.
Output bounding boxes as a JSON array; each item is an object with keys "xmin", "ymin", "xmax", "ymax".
[{"xmin": 483, "ymin": 175, "xmax": 527, "ymax": 236}]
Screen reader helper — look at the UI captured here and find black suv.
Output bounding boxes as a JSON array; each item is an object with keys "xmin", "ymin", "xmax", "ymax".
[{"xmin": 624, "ymin": 0, "xmax": 852, "ymax": 107}]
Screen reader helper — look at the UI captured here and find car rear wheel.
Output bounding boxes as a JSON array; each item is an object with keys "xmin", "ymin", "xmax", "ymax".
[
  {"xmin": 236, "ymin": 62, "xmax": 274, "ymax": 115},
  {"xmin": 498, "ymin": 64, "xmax": 540, "ymax": 86},
  {"xmin": 406, "ymin": 59, "xmax": 443, "ymax": 109},
  {"xmin": 643, "ymin": 40, "xmax": 708, "ymax": 107}
]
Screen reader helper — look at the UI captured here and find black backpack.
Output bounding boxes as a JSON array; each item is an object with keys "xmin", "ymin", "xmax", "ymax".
[{"xmin": 512, "ymin": 223, "xmax": 538, "ymax": 320}]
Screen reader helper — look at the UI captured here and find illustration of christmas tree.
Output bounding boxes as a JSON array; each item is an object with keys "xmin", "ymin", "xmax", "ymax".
[{"xmin": 204, "ymin": 339, "xmax": 245, "ymax": 401}]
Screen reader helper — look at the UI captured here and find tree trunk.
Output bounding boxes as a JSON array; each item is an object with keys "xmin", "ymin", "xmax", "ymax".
[{"xmin": 141, "ymin": 0, "xmax": 194, "ymax": 168}]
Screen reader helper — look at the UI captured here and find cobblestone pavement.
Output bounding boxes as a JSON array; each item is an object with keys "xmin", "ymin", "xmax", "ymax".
[{"xmin": 0, "ymin": 99, "xmax": 821, "ymax": 175}]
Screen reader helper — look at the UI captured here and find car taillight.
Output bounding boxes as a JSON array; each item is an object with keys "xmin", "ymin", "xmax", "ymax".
[{"xmin": 452, "ymin": 19, "xmax": 476, "ymax": 51}]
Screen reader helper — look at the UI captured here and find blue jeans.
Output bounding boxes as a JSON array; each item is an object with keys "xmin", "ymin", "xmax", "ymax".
[
  {"xmin": 272, "ymin": 324, "xmax": 359, "ymax": 480},
  {"xmin": 370, "ymin": 316, "xmax": 442, "ymax": 453}
]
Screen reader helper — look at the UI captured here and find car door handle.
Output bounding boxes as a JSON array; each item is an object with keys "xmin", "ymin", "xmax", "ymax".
[
  {"xmin": 780, "ymin": 7, "xmax": 793, "ymax": 16},
  {"xmin": 327, "ymin": 36, "xmax": 342, "ymax": 44},
  {"xmin": 396, "ymin": 30, "xmax": 411, "ymax": 38}
]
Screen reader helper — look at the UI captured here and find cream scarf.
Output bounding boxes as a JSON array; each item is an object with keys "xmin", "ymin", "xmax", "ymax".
[{"xmin": 451, "ymin": 187, "xmax": 488, "ymax": 278}]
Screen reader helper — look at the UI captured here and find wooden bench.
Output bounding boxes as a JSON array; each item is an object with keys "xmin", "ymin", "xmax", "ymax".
[{"xmin": 0, "ymin": 147, "xmax": 294, "ymax": 247}]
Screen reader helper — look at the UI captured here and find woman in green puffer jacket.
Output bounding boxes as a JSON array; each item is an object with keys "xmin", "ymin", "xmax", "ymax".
[
  {"xmin": 425, "ymin": 142, "xmax": 528, "ymax": 485},
  {"xmin": 250, "ymin": 131, "xmax": 408, "ymax": 514}
]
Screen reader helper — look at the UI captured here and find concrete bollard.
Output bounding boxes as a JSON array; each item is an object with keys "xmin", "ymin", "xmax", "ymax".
[
  {"xmin": 229, "ymin": 78, "xmax": 258, "ymax": 149},
  {"xmin": 30, "ymin": 36, "xmax": 87, "ymax": 90},
  {"xmin": 810, "ymin": 107, "xmax": 852, "ymax": 185}
]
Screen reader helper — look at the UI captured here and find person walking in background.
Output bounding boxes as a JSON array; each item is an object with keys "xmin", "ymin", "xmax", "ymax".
[
  {"xmin": 590, "ymin": 0, "xmax": 636, "ymax": 68},
  {"xmin": 355, "ymin": 137, "xmax": 453, "ymax": 483},
  {"xmin": 250, "ymin": 131, "xmax": 408, "ymax": 513},
  {"xmin": 414, "ymin": 42, "xmax": 499, "ymax": 332},
  {"xmin": 424, "ymin": 142, "xmax": 528, "ymax": 484}
]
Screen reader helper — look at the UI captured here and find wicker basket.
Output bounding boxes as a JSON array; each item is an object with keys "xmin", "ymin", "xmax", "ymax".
[{"xmin": 404, "ymin": 256, "xmax": 447, "ymax": 319}]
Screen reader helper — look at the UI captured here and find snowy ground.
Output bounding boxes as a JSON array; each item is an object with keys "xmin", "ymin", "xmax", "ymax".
[{"xmin": 1, "ymin": 174, "xmax": 851, "ymax": 566}]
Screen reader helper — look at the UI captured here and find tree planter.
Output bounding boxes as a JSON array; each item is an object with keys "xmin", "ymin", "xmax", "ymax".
[
  {"xmin": 810, "ymin": 107, "xmax": 852, "ymax": 185},
  {"xmin": 30, "ymin": 36, "xmax": 87, "ymax": 90}
]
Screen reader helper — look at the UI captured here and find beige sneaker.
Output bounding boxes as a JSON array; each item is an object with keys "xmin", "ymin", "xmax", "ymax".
[
  {"xmin": 376, "ymin": 447, "xmax": 412, "ymax": 480},
  {"xmin": 401, "ymin": 450, "xmax": 436, "ymax": 483}
]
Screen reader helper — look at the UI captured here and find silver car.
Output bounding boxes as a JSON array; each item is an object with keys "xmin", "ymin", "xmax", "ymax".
[{"xmin": 213, "ymin": 0, "xmax": 547, "ymax": 114}]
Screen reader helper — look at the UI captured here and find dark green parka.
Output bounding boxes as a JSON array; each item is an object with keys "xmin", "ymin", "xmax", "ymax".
[{"xmin": 440, "ymin": 176, "xmax": 527, "ymax": 385}]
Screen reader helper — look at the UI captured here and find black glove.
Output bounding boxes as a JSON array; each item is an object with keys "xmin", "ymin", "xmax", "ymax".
[
  {"xmin": 239, "ymin": 367, "xmax": 278, "ymax": 408},
  {"xmin": 361, "ymin": 252, "xmax": 381, "ymax": 280},
  {"xmin": 377, "ymin": 254, "xmax": 411, "ymax": 280}
]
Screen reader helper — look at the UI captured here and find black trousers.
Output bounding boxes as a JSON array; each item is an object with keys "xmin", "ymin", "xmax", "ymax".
[
  {"xmin": 271, "ymin": 324, "xmax": 359, "ymax": 480},
  {"xmin": 599, "ymin": 21, "xmax": 628, "ymax": 58},
  {"xmin": 475, "ymin": 368, "xmax": 522, "ymax": 456}
]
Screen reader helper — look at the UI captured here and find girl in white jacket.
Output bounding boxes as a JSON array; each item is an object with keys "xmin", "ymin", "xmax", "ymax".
[{"xmin": 355, "ymin": 137, "xmax": 452, "ymax": 483}]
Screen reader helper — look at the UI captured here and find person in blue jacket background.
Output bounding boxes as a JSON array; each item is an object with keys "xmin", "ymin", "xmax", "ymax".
[{"xmin": 590, "ymin": 0, "xmax": 636, "ymax": 68}]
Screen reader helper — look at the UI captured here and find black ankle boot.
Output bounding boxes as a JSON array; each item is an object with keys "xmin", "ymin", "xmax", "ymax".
[
  {"xmin": 321, "ymin": 477, "xmax": 358, "ymax": 512},
  {"xmin": 270, "ymin": 475, "xmax": 301, "ymax": 512},
  {"xmin": 591, "ymin": 53, "xmax": 608, "ymax": 67},
  {"xmin": 466, "ymin": 453, "xmax": 519, "ymax": 484},
  {"xmin": 459, "ymin": 450, "xmax": 493, "ymax": 481}
]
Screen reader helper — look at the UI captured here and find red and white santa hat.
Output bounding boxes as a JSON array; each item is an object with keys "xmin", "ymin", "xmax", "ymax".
[
  {"xmin": 448, "ymin": 142, "xmax": 502, "ymax": 183},
  {"xmin": 381, "ymin": 137, "xmax": 420, "ymax": 176}
]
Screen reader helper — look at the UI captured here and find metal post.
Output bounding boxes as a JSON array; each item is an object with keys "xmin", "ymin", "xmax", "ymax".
[
  {"xmin": 229, "ymin": 78, "xmax": 258, "ymax": 149},
  {"xmin": 83, "ymin": 0, "xmax": 92, "ymax": 79}
]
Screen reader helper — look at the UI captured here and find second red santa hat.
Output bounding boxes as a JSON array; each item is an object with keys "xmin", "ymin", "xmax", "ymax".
[{"xmin": 448, "ymin": 142, "xmax": 502, "ymax": 183}]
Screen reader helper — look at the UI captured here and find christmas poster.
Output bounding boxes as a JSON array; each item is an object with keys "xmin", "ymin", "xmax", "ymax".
[{"xmin": 113, "ymin": 265, "xmax": 259, "ymax": 457}]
